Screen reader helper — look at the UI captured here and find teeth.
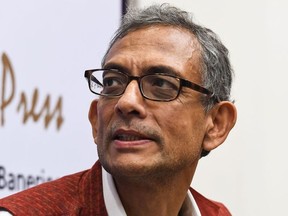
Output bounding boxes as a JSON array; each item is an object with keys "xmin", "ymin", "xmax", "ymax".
[{"xmin": 117, "ymin": 134, "xmax": 142, "ymax": 141}]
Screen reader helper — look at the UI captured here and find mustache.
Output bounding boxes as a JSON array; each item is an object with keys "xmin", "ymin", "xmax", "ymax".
[{"xmin": 109, "ymin": 120, "xmax": 162, "ymax": 144}]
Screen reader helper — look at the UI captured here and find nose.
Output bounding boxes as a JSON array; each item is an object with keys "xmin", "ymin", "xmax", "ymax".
[{"xmin": 114, "ymin": 80, "xmax": 147, "ymax": 118}]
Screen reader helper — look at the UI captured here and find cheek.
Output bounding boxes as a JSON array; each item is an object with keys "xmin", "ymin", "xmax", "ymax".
[
  {"xmin": 96, "ymin": 101, "xmax": 115, "ymax": 143},
  {"xmin": 158, "ymin": 107, "xmax": 206, "ymax": 150},
  {"xmin": 159, "ymin": 105, "xmax": 204, "ymax": 132}
]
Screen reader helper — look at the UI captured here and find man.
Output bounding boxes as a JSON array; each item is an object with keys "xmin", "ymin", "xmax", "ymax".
[{"xmin": 0, "ymin": 4, "xmax": 237, "ymax": 216}]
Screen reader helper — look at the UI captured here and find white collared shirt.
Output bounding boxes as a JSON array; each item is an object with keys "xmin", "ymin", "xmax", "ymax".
[
  {"xmin": 102, "ymin": 167, "xmax": 201, "ymax": 216},
  {"xmin": 0, "ymin": 212, "xmax": 11, "ymax": 216}
]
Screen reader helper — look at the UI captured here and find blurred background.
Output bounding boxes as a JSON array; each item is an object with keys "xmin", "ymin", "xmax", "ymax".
[
  {"xmin": 1, "ymin": 0, "xmax": 287, "ymax": 215},
  {"xmin": 0, "ymin": 0, "xmax": 121, "ymax": 196}
]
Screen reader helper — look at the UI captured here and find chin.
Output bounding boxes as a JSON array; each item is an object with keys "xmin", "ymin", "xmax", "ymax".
[
  {"xmin": 101, "ymin": 157, "xmax": 182, "ymax": 181},
  {"xmin": 100, "ymin": 156, "xmax": 148, "ymax": 175}
]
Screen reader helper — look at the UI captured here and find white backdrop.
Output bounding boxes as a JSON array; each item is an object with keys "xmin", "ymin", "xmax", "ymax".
[
  {"xmin": 0, "ymin": 1, "xmax": 122, "ymax": 197},
  {"xmin": 135, "ymin": 0, "xmax": 288, "ymax": 215}
]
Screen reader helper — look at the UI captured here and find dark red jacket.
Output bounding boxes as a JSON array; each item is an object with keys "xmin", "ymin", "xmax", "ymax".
[{"xmin": 0, "ymin": 161, "xmax": 231, "ymax": 215}]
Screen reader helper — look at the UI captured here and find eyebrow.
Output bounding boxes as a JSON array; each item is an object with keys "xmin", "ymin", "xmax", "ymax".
[
  {"xmin": 145, "ymin": 65, "xmax": 182, "ymax": 77},
  {"xmin": 103, "ymin": 63, "xmax": 183, "ymax": 78},
  {"xmin": 103, "ymin": 63, "xmax": 129, "ymax": 73}
]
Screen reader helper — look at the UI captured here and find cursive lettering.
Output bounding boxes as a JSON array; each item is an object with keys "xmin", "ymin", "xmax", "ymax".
[
  {"xmin": 0, "ymin": 52, "xmax": 64, "ymax": 130},
  {"xmin": 1, "ymin": 53, "xmax": 15, "ymax": 125}
]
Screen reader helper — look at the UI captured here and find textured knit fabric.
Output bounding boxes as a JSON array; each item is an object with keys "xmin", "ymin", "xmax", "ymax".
[
  {"xmin": 190, "ymin": 189, "xmax": 231, "ymax": 216},
  {"xmin": 0, "ymin": 161, "xmax": 231, "ymax": 216}
]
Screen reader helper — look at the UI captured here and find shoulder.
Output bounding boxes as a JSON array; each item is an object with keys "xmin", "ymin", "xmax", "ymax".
[{"xmin": 190, "ymin": 188, "xmax": 232, "ymax": 216}]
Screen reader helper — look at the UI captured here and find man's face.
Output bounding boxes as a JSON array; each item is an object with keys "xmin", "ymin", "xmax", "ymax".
[{"xmin": 90, "ymin": 25, "xmax": 211, "ymax": 179}]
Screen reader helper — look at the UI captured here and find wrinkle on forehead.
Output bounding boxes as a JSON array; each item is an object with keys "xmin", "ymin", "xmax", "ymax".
[{"xmin": 105, "ymin": 25, "xmax": 202, "ymax": 81}]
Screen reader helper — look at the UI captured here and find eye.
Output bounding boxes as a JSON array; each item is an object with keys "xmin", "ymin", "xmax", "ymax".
[
  {"xmin": 141, "ymin": 75, "xmax": 180, "ymax": 100},
  {"xmin": 152, "ymin": 78, "xmax": 166, "ymax": 87},
  {"xmin": 150, "ymin": 76, "xmax": 179, "ymax": 90},
  {"xmin": 103, "ymin": 77, "xmax": 121, "ymax": 87},
  {"xmin": 102, "ymin": 72, "xmax": 127, "ymax": 95},
  {"xmin": 103, "ymin": 72, "xmax": 125, "ymax": 87}
]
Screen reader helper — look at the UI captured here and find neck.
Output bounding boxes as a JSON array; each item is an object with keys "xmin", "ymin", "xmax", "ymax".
[{"xmin": 113, "ymin": 165, "xmax": 196, "ymax": 216}]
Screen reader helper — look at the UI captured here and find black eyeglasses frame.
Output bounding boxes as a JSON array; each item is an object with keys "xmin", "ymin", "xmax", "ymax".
[{"xmin": 84, "ymin": 68, "xmax": 214, "ymax": 102}]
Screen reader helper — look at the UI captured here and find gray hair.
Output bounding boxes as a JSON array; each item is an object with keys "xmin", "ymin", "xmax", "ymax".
[{"xmin": 102, "ymin": 3, "xmax": 233, "ymax": 110}]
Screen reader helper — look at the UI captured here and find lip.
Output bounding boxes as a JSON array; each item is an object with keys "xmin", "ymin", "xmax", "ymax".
[{"xmin": 112, "ymin": 129, "xmax": 154, "ymax": 149}]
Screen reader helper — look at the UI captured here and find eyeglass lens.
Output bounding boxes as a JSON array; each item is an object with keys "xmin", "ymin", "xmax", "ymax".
[{"xmin": 89, "ymin": 70, "xmax": 180, "ymax": 101}]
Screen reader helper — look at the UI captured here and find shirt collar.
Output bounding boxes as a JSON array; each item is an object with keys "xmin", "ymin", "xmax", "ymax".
[{"xmin": 102, "ymin": 167, "xmax": 201, "ymax": 216}]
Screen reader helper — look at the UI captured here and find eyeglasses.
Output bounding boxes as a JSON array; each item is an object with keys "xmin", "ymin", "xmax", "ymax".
[{"xmin": 84, "ymin": 69, "xmax": 213, "ymax": 102}]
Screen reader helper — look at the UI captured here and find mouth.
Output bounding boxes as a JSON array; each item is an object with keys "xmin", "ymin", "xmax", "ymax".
[
  {"xmin": 113, "ymin": 129, "xmax": 150, "ymax": 142},
  {"xmin": 115, "ymin": 134, "xmax": 145, "ymax": 141},
  {"xmin": 111, "ymin": 128, "xmax": 161, "ymax": 151}
]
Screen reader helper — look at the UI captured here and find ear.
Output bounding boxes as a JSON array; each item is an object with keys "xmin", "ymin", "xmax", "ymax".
[
  {"xmin": 88, "ymin": 100, "xmax": 99, "ymax": 143},
  {"xmin": 203, "ymin": 101, "xmax": 237, "ymax": 152}
]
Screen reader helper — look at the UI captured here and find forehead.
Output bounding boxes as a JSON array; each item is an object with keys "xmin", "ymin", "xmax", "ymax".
[{"xmin": 104, "ymin": 25, "xmax": 202, "ymax": 79}]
